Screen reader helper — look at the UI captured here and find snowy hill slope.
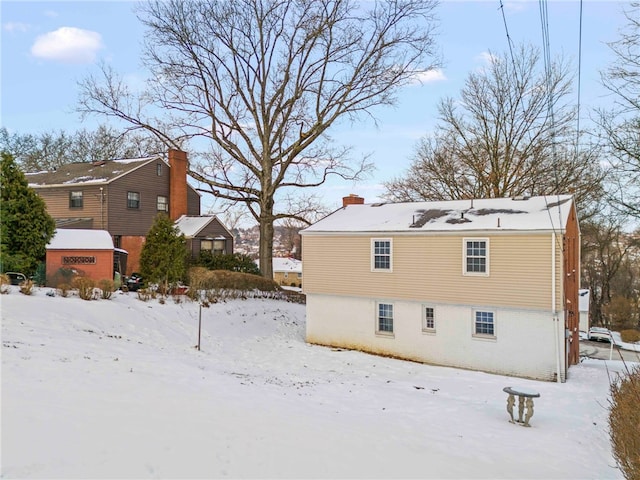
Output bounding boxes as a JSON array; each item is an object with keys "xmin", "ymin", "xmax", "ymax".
[{"xmin": 1, "ymin": 287, "xmax": 627, "ymax": 478}]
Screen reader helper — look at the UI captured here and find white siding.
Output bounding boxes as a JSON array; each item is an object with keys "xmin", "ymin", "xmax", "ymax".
[{"xmin": 306, "ymin": 293, "xmax": 566, "ymax": 382}]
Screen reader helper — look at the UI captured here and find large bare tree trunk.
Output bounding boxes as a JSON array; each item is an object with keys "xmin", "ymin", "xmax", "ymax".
[{"xmin": 259, "ymin": 214, "xmax": 275, "ymax": 280}]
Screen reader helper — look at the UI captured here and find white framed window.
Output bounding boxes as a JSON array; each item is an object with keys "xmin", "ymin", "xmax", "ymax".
[
  {"xmin": 473, "ymin": 310, "xmax": 496, "ymax": 338},
  {"xmin": 376, "ymin": 302, "xmax": 394, "ymax": 335},
  {"xmin": 371, "ymin": 238, "xmax": 392, "ymax": 272},
  {"xmin": 157, "ymin": 195, "xmax": 168, "ymax": 212},
  {"xmin": 422, "ymin": 305, "xmax": 436, "ymax": 332},
  {"xmin": 463, "ymin": 238, "xmax": 489, "ymax": 276}
]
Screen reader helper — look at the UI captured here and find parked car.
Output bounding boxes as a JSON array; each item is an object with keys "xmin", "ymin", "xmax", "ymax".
[
  {"xmin": 124, "ymin": 273, "xmax": 144, "ymax": 292},
  {"xmin": 5, "ymin": 272, "xmax": 27, "ymax": 285},
  {"xmin": 588, "ymin": 327, "xmax": 612, "ymax": 342}
]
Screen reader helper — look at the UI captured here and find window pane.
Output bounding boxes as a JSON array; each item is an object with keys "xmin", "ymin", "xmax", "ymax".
[
  {"xmin": 425, "ymin": 307, "xmax": 435, "ymax": 329},
  {"xmin": 69, "ymin": 191, "xmax": 83, "ymax": 208},
  {"xmin": 465, "ymin": 240, "xmax": 487, "ymax": 273},
  {"xmin": 475, "ymin": 311, "xmax": 494, "ymax": 335},
  {"xmin": 157, "ymin": 195, "xmax": 168, "ymax": 211},
  {"xmin": 373, "ymin": 240, "xmax": 391, "ymax": 270},
  {"xmin": 378, "ymin": 303, "xmax": 393, "ymax": 332},
  {"xmin": 127, "ymin": 192, "xmax": 140, "ymax": 209}
]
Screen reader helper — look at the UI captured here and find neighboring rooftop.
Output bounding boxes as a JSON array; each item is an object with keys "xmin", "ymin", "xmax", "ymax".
[
  {"xmin": 303, "ymin": 195, "xmax": 574, "ymax": 233},
  {"xmin": 174, "ymin": 215, "xmax": 226, "ymax": 238},
  {"xmin": 47, "ymin": 229, "xmax": 114, "ymax": 250},
  {"xmin": 26, "ymin": 157, "xmax": 161, "ymax": 187},
  {"xmin": 273, "ymin": 257, "xmax": 302, "ymax": 273}
]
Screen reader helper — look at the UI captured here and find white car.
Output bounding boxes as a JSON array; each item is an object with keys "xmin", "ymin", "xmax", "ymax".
[{"xmin": 588, "ymin": 327, "xmax": 612, "ymax": 342}]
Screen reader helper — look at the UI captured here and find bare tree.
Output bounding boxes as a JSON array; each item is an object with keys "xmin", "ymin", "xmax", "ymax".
[
  {"xmin": 598, "ymin": 2, "xmax": 640, "ymax": 220},
  {"xmin": 77, "ymin": 0, "xmax": 440, "ymax": 278},
  {"xmin": 384, "ymin": 44, "xmax": 606, "ymax": 218},
  {"xmin": 581, "ymin": 212, "xmax": 640, "ymax": 328},
  {"xmin": 0, "ymin": 126, "xmax": 166, "ymax": 171}
]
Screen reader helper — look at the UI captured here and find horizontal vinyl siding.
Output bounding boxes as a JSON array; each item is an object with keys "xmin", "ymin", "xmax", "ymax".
[
  {"xmin": 303, "ymin": 233, "xmax": 557, "ymax": 310},
  {"xmin": 107, "ymin": 161, "xmax": 170, "ymax": 236},
  {"xmin": 187, "ymin": 187, "xmax": 201, "ymax": 216},
  {"xmin": 36, "ymin": 185, "xmax": 105, "ymax": 226},
  {"xmin": 190, "ymin": 220, "xmax": 234, "ymax": 257}
]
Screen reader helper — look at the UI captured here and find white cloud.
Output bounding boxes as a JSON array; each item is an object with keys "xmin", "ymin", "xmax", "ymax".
[
  {"xmin": 3, "ymin": 22, "xmax": 30, "ymax": 33},
  {"xmin": 410, "ymin": 68, "xmax": 446, "ymax": 85},
  {"xmin": 476, "ymin": 51, "xmax": 498, "ymax": 66},
  {"xmin": 44, "ymin": 10, "xmax": 59, "ymax": 18},
  {"xmin": 31, "ymin": 27, "xmax": 103, "ymax": 64}
]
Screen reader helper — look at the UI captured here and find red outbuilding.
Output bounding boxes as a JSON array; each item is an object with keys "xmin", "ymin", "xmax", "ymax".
[{"xmin": 46, "ymin": 229, "xmax": 116, "ymax": 287}]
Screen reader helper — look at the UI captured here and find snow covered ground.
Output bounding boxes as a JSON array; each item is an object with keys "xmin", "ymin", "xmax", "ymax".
[{"xmin": 1, "ymin": 287, "xmax": 632, "ymax": 479}]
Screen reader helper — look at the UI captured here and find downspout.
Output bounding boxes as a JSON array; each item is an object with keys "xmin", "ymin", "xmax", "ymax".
[{"xmin": 552, "ymin": 233, "xmax": 561, "ymax": 383}]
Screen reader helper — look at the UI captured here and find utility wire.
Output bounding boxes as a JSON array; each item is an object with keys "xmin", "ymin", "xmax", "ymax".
[
  {"xmin": 538, "ymin": 0, "xmax": 564, "ymax": 247},
  {"xmin": 499, "ymin": 0, "xmax": 518, "ymax": 74},
  {"xmin": 575, "ymin": 0, "xmax": 584, "ymax": 159}
]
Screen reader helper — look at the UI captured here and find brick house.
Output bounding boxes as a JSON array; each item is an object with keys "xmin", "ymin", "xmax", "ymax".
[{"xmin": 27, "ymin": 149, "xmax": 232, "ymax": 275}]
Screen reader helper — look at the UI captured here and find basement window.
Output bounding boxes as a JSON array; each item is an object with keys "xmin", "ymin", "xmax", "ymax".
[
  {"xmin": 473, "ymin": 310, "xmax": 496, "ymax": 338},
  {"xmin": 376, "ymin": 302, "xmax": 394, "ymax": 335},
  {"xmin": 422, "ymin": 305, "xmax": 436, "ymax": 333}
]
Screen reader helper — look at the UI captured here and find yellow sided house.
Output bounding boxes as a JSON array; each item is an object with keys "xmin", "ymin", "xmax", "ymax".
[{"xmin": 301, "ymin": 195, "xmax": 580, "ymax": 382}]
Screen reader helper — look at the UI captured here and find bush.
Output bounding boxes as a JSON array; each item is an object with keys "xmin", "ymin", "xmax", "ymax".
[
  {"xmin": 0, "ymin": 273, "xmax": 9, "ymax": 294},
  {"xmin": 609, "ymin": 366, "xmax": 640, "ymax": 480},
  {"xmin": 194, "ymin": 252, "xmax": 261, "ymax": 275},
  {"xmin": 620, "ymin": 329, "xmax": 640, "ymax": 344},
  {"xmin": 51, "ymin": 267, "xmax": 78, "ymax": 288},
  {"xmin": 57, "ymin": 283, "xmax": 71, "ymax": 297},
  {"xmin": 137, "ymin": 288, "xmax": 152, "ymax": 302},
  {"xmin": 98, "ymin": 279, "xmax": 115, "ymax": 300},
  {"xmin": 19, "ymin": 279, "xmax": 34, "ymax": 295},
  {"xmin": 72, "ymin": 277, "xmax": 96, "ymax": 301},
  {"xmin": 188, "ymin": 267, "xmax": 279, "ymax": 292}
]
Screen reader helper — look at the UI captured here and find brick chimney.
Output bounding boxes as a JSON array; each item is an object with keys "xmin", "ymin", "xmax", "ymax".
[
  {"xmin": 342, "ymin": 194, "xmax": 364, "ymax": 208},
  {"xmin": 169, "ymin": 149, "xmax": 188, "ymax": 221}
]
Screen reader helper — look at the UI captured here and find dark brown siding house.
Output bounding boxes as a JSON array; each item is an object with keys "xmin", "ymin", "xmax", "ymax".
[
  {"xmin": 26, "ymin": 149, "xmax": 217, "ymax": 275},
  {"xmin": 174, "ymin": 215, "xmax": 234, "ymax": 259}
]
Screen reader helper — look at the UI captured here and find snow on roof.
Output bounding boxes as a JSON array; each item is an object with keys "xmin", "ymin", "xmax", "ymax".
[
  {"xmin": 302, "ymin": 195, "xmax": 574, "ymax": 234},
  {"xmin": 174, "ymin": 215, "xmax": 217, "ymax": 238},
  {"xmin": 272, "ymin": 257, "xmax": 302, "ymax": 273},
  {"xmin": 47, "ymin": 229, "xmax": 114, "ymax": 250},
  {"xmin": 26, "ymin": 157, "xmax": 160, "ymax": 187}
]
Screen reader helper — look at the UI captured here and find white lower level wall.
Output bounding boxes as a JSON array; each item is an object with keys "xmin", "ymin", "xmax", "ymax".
[{"xmin": 306, "ymin": 294, "xmax": 567, "ymax": 382}]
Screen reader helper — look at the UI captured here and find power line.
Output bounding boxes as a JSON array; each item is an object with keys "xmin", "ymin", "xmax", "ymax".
[
  {"xmin": 538, "ymin": 0, "xmax": 564, "ymax": 248},
  {"xmin": 575, "ymin": 0, "xmax": 584, "ymax": 159}
]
